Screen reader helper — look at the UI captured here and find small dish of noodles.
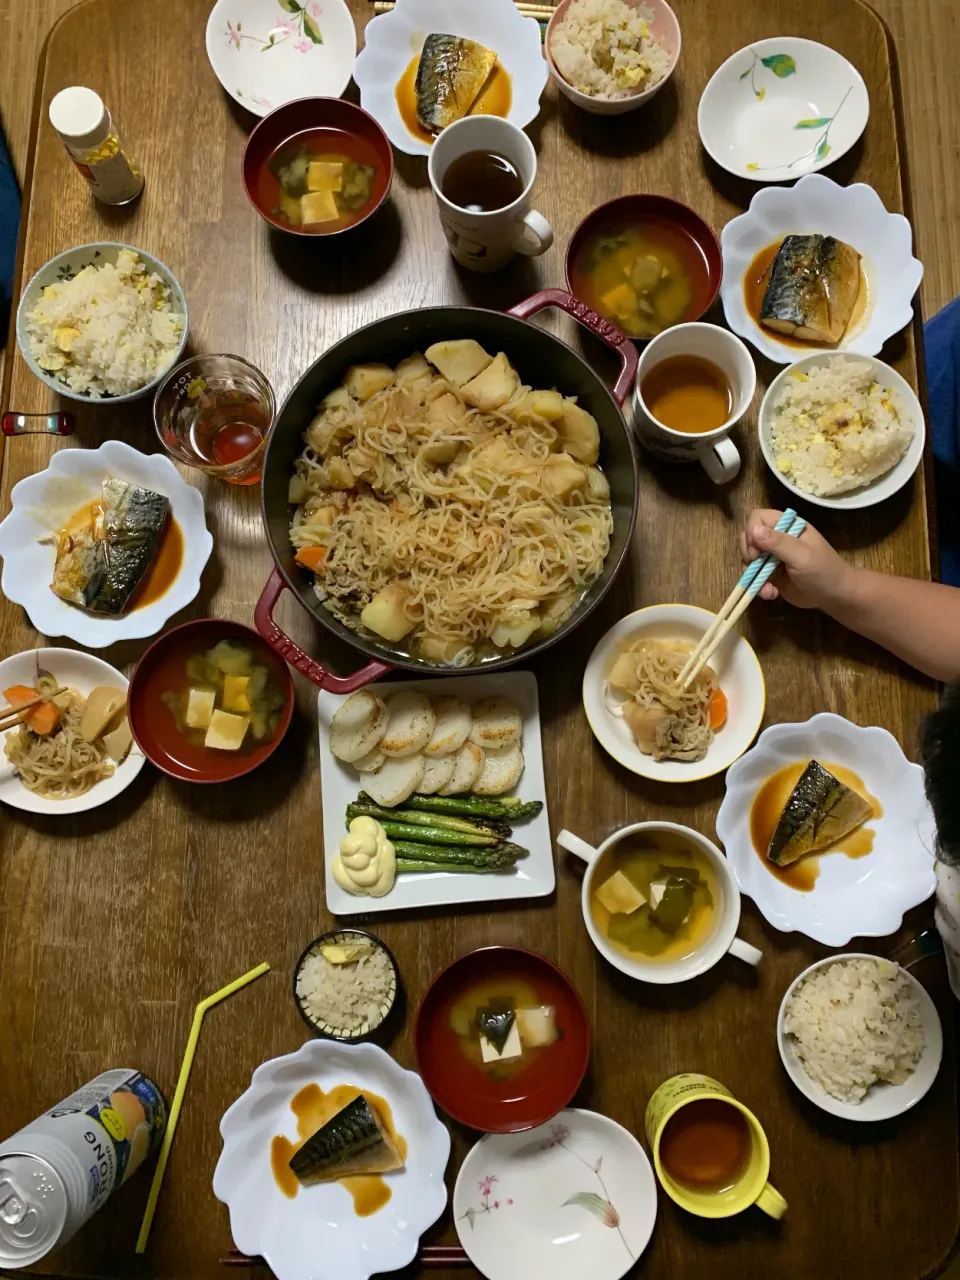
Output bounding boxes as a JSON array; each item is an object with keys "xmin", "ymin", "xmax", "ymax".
[
  {"xmin": 548, "ymin": 0, "xmax": 675, "ymax": 102},
  {"xmin": 781, "ymin": 957, "xmax": 926, "ymax": 1108},
  {"xmin": 294, "ymin": 930, "xmax": 399, "ymax": 1041}
]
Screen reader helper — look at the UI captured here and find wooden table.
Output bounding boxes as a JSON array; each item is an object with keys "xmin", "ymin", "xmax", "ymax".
[{"xmin": 0, "ymin": 0, "xmax": 956, "ymax": 1277}]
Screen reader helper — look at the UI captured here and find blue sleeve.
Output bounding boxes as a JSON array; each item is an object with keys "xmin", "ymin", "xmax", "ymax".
[
  {"xmin": 0, "ymin": 121, "xmax": 21, "ymax": 345},
  {"xmin": 924, "ymin": 297, "xmax": 960, "ymax": 586}
]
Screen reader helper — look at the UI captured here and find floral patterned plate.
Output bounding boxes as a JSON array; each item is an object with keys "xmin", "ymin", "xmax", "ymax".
[
  {"xmin": 698, "ymin": 37, "xmax": 869, "ymax": 182},
  {"xmin": 205, "ymin": 0, "xmax": 357, "ymax": 117},
  {"xmin": 453, "ymin": 1110, "xmax": 657, "ymax": 1280}
]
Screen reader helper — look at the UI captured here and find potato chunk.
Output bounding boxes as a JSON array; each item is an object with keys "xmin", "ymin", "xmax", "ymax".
[
  {"xmin": 325, "ymin": 456, "xmax": 355, "ymax": 489},
  {"xmin": 344, "ymin": 363, "xmax": 394, "ymax": 402},
  {"xmin": 461, "ymin": 352, "xmax": 520, "ymax": 412},
  {"xmin": 558, "ymin": 399, "xmax": 600, "ymax": 464},
  {"xmin": 360, "ymin": 582, "xmax": 416, "ymax": 642},
  {"xmin": 394, "ymin": 353, "xmax": 431, "ymax": 385},
  {"xmin": 425, "ymin": 339, "xmax": 494, "ymax": 387},
  {"xmin": 541, "ymin": 452, "xmax": 586, "ymax": 501},
  {"xmin": 511, "ymin": 389, "xmax": 565, "ymax": 422},
  {"xmin": 490, "ymin": 613, "xmax": 540, "ymax": 649}
]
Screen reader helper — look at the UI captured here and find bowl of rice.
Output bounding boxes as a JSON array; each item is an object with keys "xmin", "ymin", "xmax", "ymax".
[
  {"xmin": 294, "ymin": 928, "xmax": 400, "ymax": 1042},
  {"xmin": 16, "ymin": 242, "xmax": 188, "ymax": 403},
  {"xmin": 758, "ymin": 353, "xmax": 925, "ymax": 509},
  {"xmin": 546, "ymin": 0, "xmax": 679, "ymax": 115},
  {"xmin": 777, "ymin": 954, "xmax": 942, "ymax": 1121}
]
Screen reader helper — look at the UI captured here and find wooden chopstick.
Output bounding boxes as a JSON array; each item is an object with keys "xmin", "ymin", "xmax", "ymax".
[
  {"xmin": 0, "ymin": 687, "xmax": 68, "ymax": 732},
  {"xmin": 371, "ymin": 0, "xmax": 555, "ymax": 16},
  {"xmin": 678, "ymin": 513, "xmax": 807, "ymax": 690}
]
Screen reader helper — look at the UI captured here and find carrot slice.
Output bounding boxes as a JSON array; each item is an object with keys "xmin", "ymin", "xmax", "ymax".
[
  {"xmin": 3, "ymin": 685, "xmax": 62, "ymax": 736},
  {"xmin": 296, "ymin": 545, "xmax": 328, "ymax": 572},
  {"xmin": 708, "ymin": 688, "xmax": 728, "ymax": 731}
]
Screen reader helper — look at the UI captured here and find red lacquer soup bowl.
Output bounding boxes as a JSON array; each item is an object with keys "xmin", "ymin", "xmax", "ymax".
[
  {"xmin": 128, "ymin": 618, "xmax": 294, "ymax": 783},
  {"xmin": 415, "ymin": 947, "xmax": 591, "ymax": 1134}
]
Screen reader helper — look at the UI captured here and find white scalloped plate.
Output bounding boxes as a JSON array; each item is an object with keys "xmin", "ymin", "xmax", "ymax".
[
  {"xmin": 353, "ymin": 0, "xmax": 548, "ymax": 156},
  {"xmin": 716, "ymin": 713, "xmax": 936, "ymax": 946},
  {"xmin": 0, "ymin": 441, "xmax": 213, "ymax": 649},
  {"xmin": 720, "ymin": 174, "xmax": 922, "ymax": 363},
  {"xmin": 0, "ymin": 648, "xmax": 145, "ymax": 815},
  {"xmin": 213, "ymin": 1040, "xmax": 450, "ymax": 1280}
]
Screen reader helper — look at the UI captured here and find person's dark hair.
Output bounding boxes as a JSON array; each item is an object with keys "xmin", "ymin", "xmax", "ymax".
[{"xmin": 919, "ymin": 683, "xmax": 960, "ymax": 866}]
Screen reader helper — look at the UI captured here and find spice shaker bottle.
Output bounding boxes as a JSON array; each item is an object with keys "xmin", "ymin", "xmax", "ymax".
[{"xmin": 48, "ymin": 86, "xmax": 143, "ymax": 206}]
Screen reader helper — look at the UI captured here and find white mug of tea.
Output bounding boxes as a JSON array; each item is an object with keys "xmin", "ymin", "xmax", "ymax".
[
  {"xmin": 557, "ymin": 821, "xmax": 762, "ymax": 984},
  {"xmin": 632, "ymin": 323, "xmax": 757, "ymax": 485},
  {"xmin": 427, "ymin": 116, "xmax": 553, "ymax": 273}
]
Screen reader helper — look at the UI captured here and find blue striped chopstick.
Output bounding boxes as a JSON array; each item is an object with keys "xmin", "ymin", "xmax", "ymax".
[{"xmin": 678, "ymin": 511, "xmax": 806, "ymax": 690}]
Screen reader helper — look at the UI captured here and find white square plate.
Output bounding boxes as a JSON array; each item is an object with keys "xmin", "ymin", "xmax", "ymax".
[{"xmin": 318, "ymin": 670, "xmax": 554, "ymax": 915}]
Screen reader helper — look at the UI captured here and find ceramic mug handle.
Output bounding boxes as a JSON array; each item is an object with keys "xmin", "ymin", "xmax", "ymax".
[
  {"xmin": 695, "ymin": 434, "xmax": 740, "ymax": 484},
  {"xmin": 728, "ymin": 936, "xmax": 763, "ymax": 967},
  {"xmin": 512, "ymin": 209, "xmax": 554, "ymax": 257},
  {"xmin": 756, "ymin": 1182, "xmax": 788, "ymax": 1219},
  {"xmin": 557, "ymin": 829, "xmax": 598, "ymax": 863}
]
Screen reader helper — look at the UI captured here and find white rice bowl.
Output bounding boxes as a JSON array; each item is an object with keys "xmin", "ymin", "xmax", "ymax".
[
  {"xmin": 549, "ymin": 0, "xmax": 671, "ymax": 98},
  {"xmin": 781, "ymin": 957, "xmax": 924, "ymax": 1106},
  {"xmin": 767, "ymin": 356, "xmax": 914, "ymax": 498},
  {"xmin": 19, "ymin": 246, "xmax": 185, "ymax": 400},
  {"xmin": 295, "ymin": 934, "xmax": 397, "ymax": 1038}
]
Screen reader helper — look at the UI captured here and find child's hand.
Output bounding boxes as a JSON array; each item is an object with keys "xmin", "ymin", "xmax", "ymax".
[{"xmin": 739, "ymin": 510, "xmax": 855, "ymax": 610}]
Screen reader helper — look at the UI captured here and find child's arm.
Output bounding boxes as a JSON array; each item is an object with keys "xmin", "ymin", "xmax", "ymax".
[{"xmin": 740, "ymin": 510, "xmax": 960, "ymax": 682}]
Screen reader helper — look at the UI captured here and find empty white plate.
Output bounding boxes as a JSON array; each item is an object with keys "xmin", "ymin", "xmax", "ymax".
[
  {"xmin": 698, "ymin": 37, "xmax": 869, "ymax": 182},
  {"xmin": 454, "ymin": 1109, "xmax": 657, "ymax": 1280}
]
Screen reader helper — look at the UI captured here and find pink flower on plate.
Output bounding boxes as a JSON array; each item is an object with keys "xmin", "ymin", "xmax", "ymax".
[
  {"xmin": 550, "ymin": 1123, "xmax": 571, "ymax": 1145},
  {"xmin": 274, "ymin": 16, "xmax": 295, "ymax": 34},
  {"xmin": 224, "ymin": 23, "xmax": 242, "ymax": 47},
  {"xmin": 294, "ymin": 37, "xmax": 311, "ymax": 52},
  {"xmin": 478, "ymin": 1175, "xmax": 498, "ymax": 1197},
  {"xmin": 309, "ymin": 1, "xmax": 322, "ymax": 14}
]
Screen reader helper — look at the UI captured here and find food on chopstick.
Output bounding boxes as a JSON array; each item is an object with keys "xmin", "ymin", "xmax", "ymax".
[
  {"xmin": 23, "ymin": 249, "xmax": 182, "ymax": 398},
  {"xmin": 336, "ymin": 799, "xmax": 530, "ymax": 888},
  {"xmin": 258, "ymin": 129, "xmax": 383, "ymax": 231},
  {"xmin": 50, "ymin": 478, "xmax": 176, "ymax": 616},
  {"xmin": 783, "ymin": 958, "xmax": 923, "ymax": 1104},
  {"xmin": 272, "ymin": 1083, "xmax": 407, "ymax": 1215},
  {"xmin": 767, "ymin": 358, "xmax": 915, "ymax": 497},
  {"xmin": 415, "ymin": 35, "xmax": 498, "ymax": 132},
  {"xmin": 328, "ymin": 690, "xmax": 527, "ymax": 802},
  {"xmin": 448, "ymin": 975, "xmax": 559, "ymax": 1077},
  {"xmin": 3, "ymin": 670, "xmax": 130, "ymax": 800},
  {"xmin": 550, "ymin": 0, "xmax": 671, "ymax": 99},
  {"xmin": 295, "ymin": 934, "xmax": 397, "ymax": 1037},
  {"xmin": 766, "ymin": 760, "xmax": 873, "ymax": 867},
  {"xmin": 289, "ymin": 343, "xmax": 612, "ymax": 664},
  {"xmin": 589, "ymin": 830, "xmax": 717, "ymax": 961},
  {"xmin": 568, "ymin": 219, "xmax": 706, "ymax": 339},
  {"xmin": 333, "ymin": 816, "xmax": 398, "ymax": 897},
  {"xmin": 604, "ymin": 637, "xmax": 726, "ymax": 762},
  {"xmin": 159, "ymin": 640, "xmax": 286, "ymax": 752},
  {"xmin": 755, "ymin": 234, "xmax": 862, "ymax": 345}
]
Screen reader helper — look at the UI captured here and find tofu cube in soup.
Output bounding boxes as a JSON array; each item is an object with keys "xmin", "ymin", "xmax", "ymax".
[
  {"xmin": 307, "ymin": 160, "xmax": 343, "ymax": 192},
  {"xmin": 300, "ymin": 189, "xmax": 339, "ymax": 225},
  {"xmin": 204, "ymin": 709, "xmax": 250, "ymax": 751},
  {"xmin": 186, "ymin": 688, "xmax": 216, "ymax": 729}
]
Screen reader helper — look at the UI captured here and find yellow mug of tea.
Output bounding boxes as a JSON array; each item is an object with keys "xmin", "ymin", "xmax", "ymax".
[{"xmin": 645, "ymin": 1073, "xmax": 786, "ymax": 1219}]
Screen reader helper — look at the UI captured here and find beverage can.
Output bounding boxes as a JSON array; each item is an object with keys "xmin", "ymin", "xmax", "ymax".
[{"xmin": 0, "ymin": 1069, "xmax": 166, "ymax": 1268}]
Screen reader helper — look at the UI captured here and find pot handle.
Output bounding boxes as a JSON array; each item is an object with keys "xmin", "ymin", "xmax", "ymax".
[
  {"xmin": 508, "ymin": 288, "xmax": 639, "ymax": 406},
  {"xmin": 255, "ymin": 567, "xmax": 392, "ymax": 693}
]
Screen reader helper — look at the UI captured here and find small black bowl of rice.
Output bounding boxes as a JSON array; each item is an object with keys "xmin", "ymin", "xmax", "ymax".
[{"xmin": 293, "ymin": 928, "xmax": 400, "ymax": 1042}]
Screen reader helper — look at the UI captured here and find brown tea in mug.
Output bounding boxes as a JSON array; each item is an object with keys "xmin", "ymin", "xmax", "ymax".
[
  {"xmin": 641, "ymin": 355, "xmax": 733, "ymax": 434},
  {"xmin": 441, "ymin": 150, "xmax": 524, "ymax": 213},
  {"xmin": 659, "ymin": 1099, "xmax": 750, "ymax": 1192}
]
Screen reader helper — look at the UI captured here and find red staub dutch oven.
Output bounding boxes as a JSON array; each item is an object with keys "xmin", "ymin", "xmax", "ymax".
[{"xmin": 255, "ymin": 290, "xmax": 640, "ymax": 692}]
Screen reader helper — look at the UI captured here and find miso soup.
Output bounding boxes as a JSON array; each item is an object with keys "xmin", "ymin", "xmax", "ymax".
[{"xmin": 589, "ymin": 831, "xmax": 720, "ymax": 964}]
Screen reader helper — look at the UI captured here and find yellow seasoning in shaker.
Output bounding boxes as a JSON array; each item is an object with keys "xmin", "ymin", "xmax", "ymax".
[{"xmin": 48, "ymin": 86, "xmax": 143, "ymax": 205}]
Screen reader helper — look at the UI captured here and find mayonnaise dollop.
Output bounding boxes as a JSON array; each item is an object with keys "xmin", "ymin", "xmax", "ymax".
[{"xmin": 332, "ymin": 815, "xmax": 396, "ymax": 898}]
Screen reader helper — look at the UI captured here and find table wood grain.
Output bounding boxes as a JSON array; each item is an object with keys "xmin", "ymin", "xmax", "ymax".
[{"xmin": 0, "ymin": 1, "xmax": 956, "ymax": 1278}]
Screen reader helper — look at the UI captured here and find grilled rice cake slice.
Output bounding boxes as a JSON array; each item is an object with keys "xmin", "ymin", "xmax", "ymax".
[
  {"xmin": 415, "ymin": 34, "xmax": 497, "ymax": 133},
  {"xmin": 760, "ymin": 235, "xmax": 861, "ymax": 344},
  {"xmin": 767, "ymin": 759, "xmax": 872, "ymax": 866}
]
